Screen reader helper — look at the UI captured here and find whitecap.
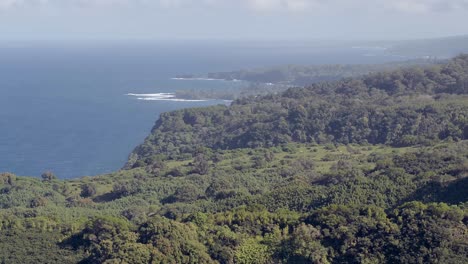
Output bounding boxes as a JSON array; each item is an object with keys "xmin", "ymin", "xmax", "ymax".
[
  {"xmin": 136, "ymin": 97, "xmax": 208, "ymax": 102},
  {"xmin": 126, "ymin": 92, "xmax": 208, "ymax": 102},
  {"xmin": 126, "ymin": 93, "xmax": 175, "ymax": 98},
  {"xmin": 171, "ymin": 77, "xmax": 226, "ymax": 81}
]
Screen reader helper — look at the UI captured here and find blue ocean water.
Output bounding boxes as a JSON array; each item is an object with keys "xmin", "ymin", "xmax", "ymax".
[{"xmin": 0, "ymin": 41, "xmax": 404, "ymax": 178}]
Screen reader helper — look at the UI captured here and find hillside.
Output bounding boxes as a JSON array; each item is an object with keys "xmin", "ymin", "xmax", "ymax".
[
  {"xmin": 128, "ymin": 55, "xmax": 468, "ymax": 167},
  {"xmin": 0, "ymin": 55, "xmax": 467, "ymax": 263}
]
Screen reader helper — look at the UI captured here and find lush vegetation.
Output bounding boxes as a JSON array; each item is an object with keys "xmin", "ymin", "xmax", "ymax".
[
  {"xmin": 129, "ymin": 55, "xmax": 468, "ymax": 165},
  {"xmin": 175, "ymin": 82, "xmax": 291, "ymax": 101},
  {"xmin": 0, "ymin": 55, "xmax": 467, "ymax": 263}
]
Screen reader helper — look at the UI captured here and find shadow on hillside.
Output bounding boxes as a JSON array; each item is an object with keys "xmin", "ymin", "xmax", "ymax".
[
  {"xmin": 403, "ymin": 177, "xmax": 468, "ymax": 205},
  {"xmin": 93, "ymin": 192, "xmax": 119, "ymax": 203}
]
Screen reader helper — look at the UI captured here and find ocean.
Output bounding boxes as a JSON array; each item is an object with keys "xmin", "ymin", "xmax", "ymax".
[{"xmin": 0, "ymin": 41, "xmax": 405, "ymax": 178}]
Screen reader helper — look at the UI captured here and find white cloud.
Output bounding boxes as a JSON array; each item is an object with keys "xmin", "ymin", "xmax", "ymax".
[
  {"xmin": 0, "ymin": 0, "xmax": 150, "ymax": 9},
  {"xmin": 1, "ymin": 0, "xmax": 468, "ymax": 13},
  {"xmin": 392, "ymin": 1, "xmax": 431, "ymax": 13},
  {"xmin": 246, "ymin": 0, "xmax": 314, "ymax": 11},
  {"xmin": 377, "ymin": 0, "xmax": 468, "ymax": 13},
  {"xmin": 0, "ymin": 0, "xmax": 315, "ymax": 11}
]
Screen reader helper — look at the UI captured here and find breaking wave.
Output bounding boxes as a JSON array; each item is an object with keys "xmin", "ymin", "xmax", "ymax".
[
  {"xmin": 171, "ymin": 77, "xmax": 224, "ymax": 81},
  {"xmin": 126, "ymin": 93, "xmax": 209, "ymax": 102}
]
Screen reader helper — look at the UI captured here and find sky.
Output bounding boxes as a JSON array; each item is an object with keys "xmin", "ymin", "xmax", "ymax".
[{"xmin": 0, "ymin": 0, "xmax": 468, "ymax": 41}]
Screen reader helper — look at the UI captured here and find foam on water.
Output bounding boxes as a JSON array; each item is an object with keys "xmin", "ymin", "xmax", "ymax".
[
  {"xmin": 126, "ymin": 92, "xmax": 209, "ymax": 102},
  {"xmin": 171, "ymin": 77, "xmax": 224, "ymax": 81},
  {"xmin": 126, "ymin": 93, "xmax": 175, "ymax": 97},
  {"xmin": 137, "ymin": 97, "xmax": 208, "ymax": 102}
]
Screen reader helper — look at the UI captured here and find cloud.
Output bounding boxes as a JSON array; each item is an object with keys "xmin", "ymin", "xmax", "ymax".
[
  {"xmin": 0, "ymin": 0, "xmax": 23, "ymax": 10},
  {"xmin": 245, "ymin": 0, "xmax": 315, "ymax": 11},
  {"xmin": 0, "ymin": 0, "xmax": 153, "ymax": 9},
  {"xmin": 0, "ymin": 0, "xmax": 313, "ymax": 11},
  {"xmin": 243, "ymin": 0, "xmax": 468, "ymax": 13},
  {"xmin": 1, "ymin": 0, "xmax": 468, "ymax": 13},
  {"xmin": 384, "ymin": 0, "xmax": 468, "ymax": 13}
]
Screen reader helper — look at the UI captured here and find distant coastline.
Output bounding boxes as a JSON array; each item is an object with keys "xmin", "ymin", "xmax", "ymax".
[{"xmin": 171, "ymin": 76, "xmax": 242, "ymax": 82}]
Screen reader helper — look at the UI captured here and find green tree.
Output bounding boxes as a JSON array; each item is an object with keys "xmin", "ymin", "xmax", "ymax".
[
  {"xmin": 0, "ymin": 173, "xmax": 16, "ymax": 185},
  {"xmin": 41, "ymin": 171, "xmax": 57, "ymax": 182},
  {"xmin": 234, "ymin": 238, "xmax": 271, "ymax": 264},
  {"xmin": 194, "ymin": 154, "xmax": 210, "ymax": 175},
  {"xmin": 81, "ymin": 183, "xmax": 97, "ymax": 198}
]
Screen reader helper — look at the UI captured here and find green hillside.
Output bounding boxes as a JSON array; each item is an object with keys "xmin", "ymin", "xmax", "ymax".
[
  {"xmin": 127, "ymin": 55, "xmax": 468, "ymax": 167},
  {"xmin": 0, "ymin": 55, "xmax": 467, "ymax": 264}
]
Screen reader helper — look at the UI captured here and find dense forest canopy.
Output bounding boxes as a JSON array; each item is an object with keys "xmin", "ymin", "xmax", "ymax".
[
  {"xmin": 0, "ymin": 55, "xmax": 467, "ymax": 263},
  {"xmin": 128, "ymin": 55, "xmax": 468, "ymax": 167}
]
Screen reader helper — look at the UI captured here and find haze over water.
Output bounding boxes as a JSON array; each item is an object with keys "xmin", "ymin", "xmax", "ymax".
[{"xmin": 0, "ymin": 41, "xmax": 405, "ymax": 178}]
